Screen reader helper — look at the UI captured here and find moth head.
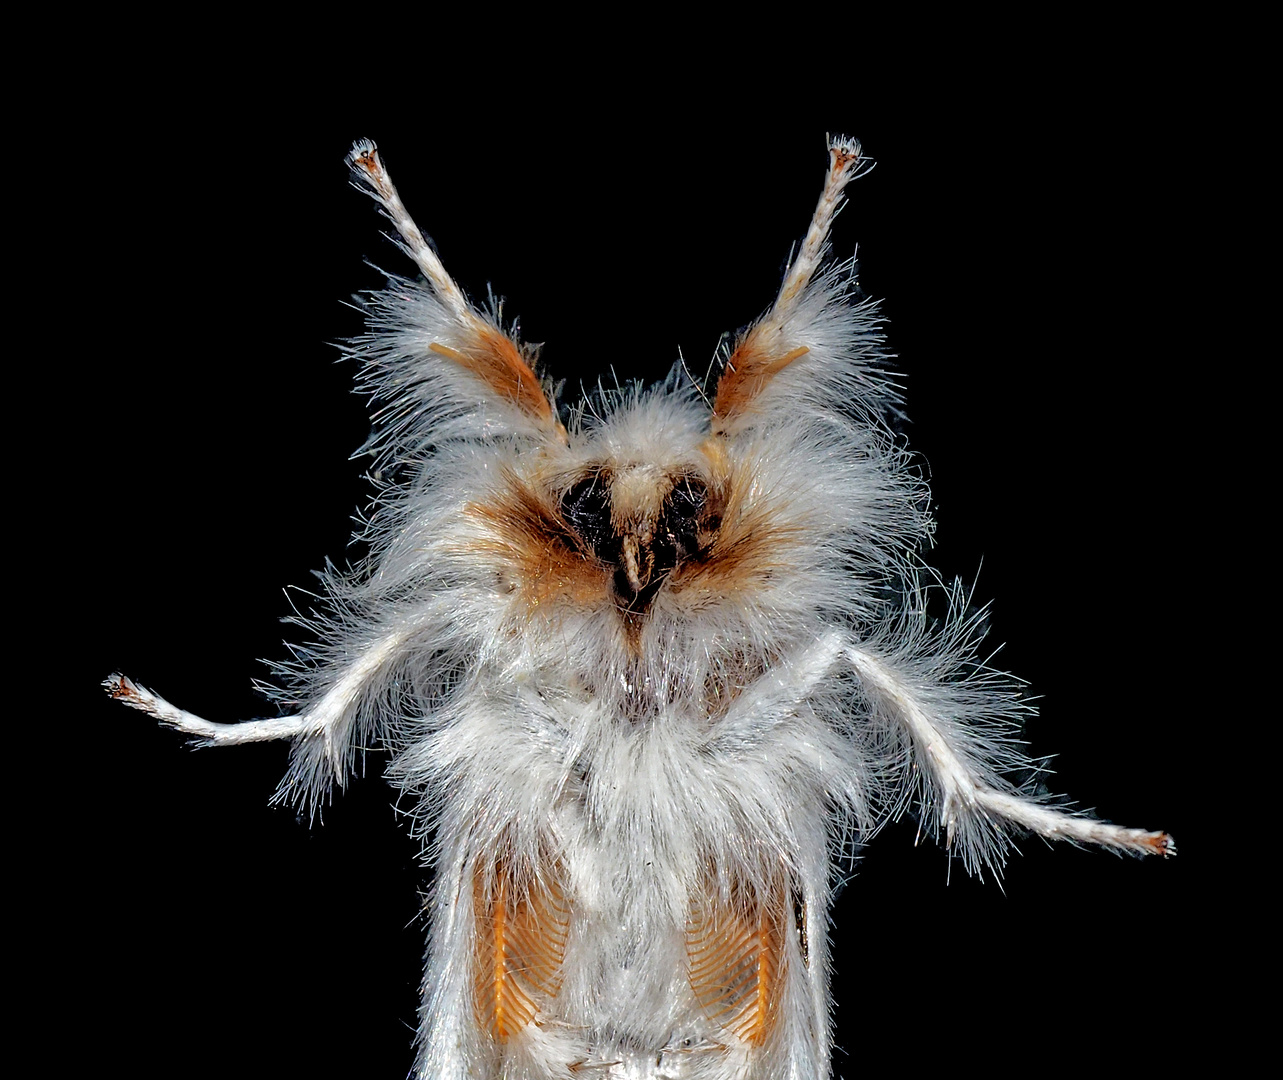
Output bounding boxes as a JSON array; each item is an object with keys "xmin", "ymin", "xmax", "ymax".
[
  {"xmin": 558, "ymin": 462, "xmax": 720, "ymax": 612},
  {"xmin": 349, "ymin": 136, "xmax": 871, "ymax": 635}
]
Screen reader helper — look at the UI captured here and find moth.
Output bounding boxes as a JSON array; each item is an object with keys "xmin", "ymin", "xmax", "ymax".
[{"xmin": 106, "ymin": 136, "xmax": 1173, "ymax": 1079}]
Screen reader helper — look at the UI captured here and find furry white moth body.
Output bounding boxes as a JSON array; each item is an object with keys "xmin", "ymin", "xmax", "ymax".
[{"xmin": 106, "ymin": 136, "xmax": 1172, "ymax": 1079}]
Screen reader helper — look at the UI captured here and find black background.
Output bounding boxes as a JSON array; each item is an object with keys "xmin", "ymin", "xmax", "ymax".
[{"xmin": 68, "ymin": 89, "xmax": 1198, "ymax": 1078}]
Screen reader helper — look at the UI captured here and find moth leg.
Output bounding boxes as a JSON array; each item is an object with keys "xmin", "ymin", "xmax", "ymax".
[
  {"xmin": 105, "ymin": 672, "xmax": 318, "ymax": 744},
  {"xmin": 103, "ymin": 629, "xmax": 408, "ymax": 804},
  {"xmin": 845, "ymin": 644, "xmax": 1175, "ymax": 864}
]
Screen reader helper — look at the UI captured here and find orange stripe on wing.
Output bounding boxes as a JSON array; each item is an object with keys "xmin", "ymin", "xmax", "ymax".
[
  {"xmin": 472, "ymin": 858, "xmax": 571, "ymax": 1042},
  {"xmin": 686, "ymin": 875, "xmax": 786, "ymax": 1047}
]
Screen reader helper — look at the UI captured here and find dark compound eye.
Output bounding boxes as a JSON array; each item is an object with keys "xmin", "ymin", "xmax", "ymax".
[
  {"xmin": 667, "ymin": 478, "xmax": 706, "ymax": 517},
  {"xmin": 560, "ymin": 475, "xmax": 614, "ymax": 556},
  {"xmin": 659, "ymin": 478, "xmax": 709, "ymax": 561}
]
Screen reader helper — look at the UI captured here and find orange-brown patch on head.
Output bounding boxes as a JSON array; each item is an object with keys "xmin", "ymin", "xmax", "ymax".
[
  {"xmin": 463, "ymin": 476, "xmax": 611, "ymax": 614},
  {"xmin": 669, "ymin": 477, "xmax": 802, "ymax": 604},
  {"xmin": 664, "ymin": 439, "xmax": 800, "ymax": 603}
]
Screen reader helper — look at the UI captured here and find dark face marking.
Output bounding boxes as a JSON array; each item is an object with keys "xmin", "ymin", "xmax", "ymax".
[
  {"xmin": 560, "ymin": 474, "xmax": 615, "ymax": 557},
  {"xmin": 654, "ymin": 476, "xmax": 709, "ymax": 576},
  {"xmin": 559, "ymin": 473, "xmax": 713, "ymax": 612}
]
